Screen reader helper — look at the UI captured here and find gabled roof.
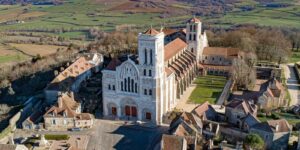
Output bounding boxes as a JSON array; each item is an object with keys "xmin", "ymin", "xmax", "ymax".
[
  {"xmin": 164, "ymin": 38, "xmax": 187, "ymax": 61},
  {"xmin": 251, "ymin": 119, "xmax": 291, "ymax": 133},
  {"xmin": 193, "ymin": 101, "xmax": 210, "ymax": 117},
  {"xmin": 242, "ymin": 114, "xmax": 260, "ymax": 127},
  {"xmin": 143, "ymin": 28, "xmax": 160, "ymax": 36},
  {"xmin": 44, "ymin": 93, "xmax": 79, "ymax": 118},
  {"xmin": 226, "ymin": 99, "xmax": 257, "ymax": 114}
]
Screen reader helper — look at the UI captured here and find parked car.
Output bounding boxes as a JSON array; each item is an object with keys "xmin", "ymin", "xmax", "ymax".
[{"xmin": 70, "ymin": 127, "xmax": 82, "ymax": 131}]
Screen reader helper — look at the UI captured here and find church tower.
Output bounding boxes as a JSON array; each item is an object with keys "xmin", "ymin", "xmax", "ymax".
[
  {"xmin": 138, "ymin": 28, "xmax": 165, "ymax": 124},
  {"xmin": 186, "ymin": 16, "xmax": 203, "ymax": 62}
]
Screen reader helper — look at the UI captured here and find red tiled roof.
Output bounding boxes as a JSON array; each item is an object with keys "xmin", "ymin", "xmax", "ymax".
[
  {"xmin": 144, "ymin": 28, "xmax": 160, "ymax": 36},
  {"xmin": 267, "ymin": 119, "xmax": 291, "ymax": 132},
  {"xmin": 193, "ymin": 101, "xmax": 209, "ymax": 117},
  {"xmin": 162, "ymin": 134, "xmax": 186, "ymax": 150},
  {"xmin": 164, "ymin": 38, "xmax": 187, "ymax": 61},
  {"xmin": 162, "ymin": 28, "xmax": 178, "ymax": 36}
]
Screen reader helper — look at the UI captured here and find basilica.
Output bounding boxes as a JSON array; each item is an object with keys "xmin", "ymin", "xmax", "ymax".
[{"xmin": 102, "ymin": 17, "xmax": 239, "ymax": 125}]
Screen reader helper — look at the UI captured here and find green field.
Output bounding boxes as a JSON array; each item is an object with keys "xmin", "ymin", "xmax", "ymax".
[
  {"xmin": 189, "ymin": 75, "xmax": 227, "ymax": 104},
  {"xmin": 0, "ymin": 54, "xmax": 28, "ymax": 63},
  {"xmin": 0, "ymin": 0, "xmax": 298, "ymax": 33}
]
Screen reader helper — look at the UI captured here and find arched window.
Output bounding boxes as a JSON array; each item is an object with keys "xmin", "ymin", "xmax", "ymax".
[
  {"xmin": 144, "ymin": 49, "xmax": 147, "ymax": 64},
  {"xmin": 112, "ymin": 85, "xmax": 115, "ymax": 91},
  {"xmin": 144, "ymin": 89, "xmax": 147, "ymax": 95},
  {"xmin": 131, "ymin": 79, "xmax": 134, "ymax": 93},
  {"xmin": 150, "ymin": 49, "xmax": 153, "ymax": 65},
  {"xmin": 144, "ymin": 69, "xmax": 146, "ymax": 76},
  {"xmin": 149, "ymin": 89, "xmax": 152, "ymax": 95},
  {"xmin": 149, "ymin": 70, "xmax": 152, "ymax": 77},
  {"xmin": 190, "ymin": 25, "xmax": 193, "ymax": 31},
  {"xmin": 135, "ymin": 83, "xmax": 137, "ymax": 93},
  {"xmin": 108, "ymin": 85, "xmax": 111, "ymax": 90},
  {"xmin": 193, "ymin": 34, "xmax": 196, "ymax": 41},
  {"xmin": 128, "ymin": 77, "xmax": 130, "ymax": 92},
  {"xmin": 124, "ymin": 78, "xmax": 127, "ymax": 91},
  {"xmin": 121, "ymin": 82, "xmax": 123, "ymax": 91}
]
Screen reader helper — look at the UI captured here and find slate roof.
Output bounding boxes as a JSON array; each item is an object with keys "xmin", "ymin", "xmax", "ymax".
[
  {"xmin": 251, "ymin": 119, "xmax": 291, "ymax": 133},
  {"xmin": 226, "ymin": 99, "xmax": 257, "ymax": 114}
]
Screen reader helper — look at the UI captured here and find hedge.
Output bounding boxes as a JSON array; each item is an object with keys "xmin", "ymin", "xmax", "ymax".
[{"xmin": 44, "ymin": 134, "xmax": 70, "ymax": 140}]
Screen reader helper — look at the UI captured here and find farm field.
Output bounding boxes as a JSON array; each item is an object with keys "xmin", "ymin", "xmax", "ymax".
[
  {"xmin": 8, "ymin": 43, "xmax": 67, "ymax": 57},
  {"xmin": 189, "ymin": 75, "xmax": 227, "ymax": 104},
  {"xmin": 0, "ymin": 44, "xmax": 28, "ymax": 63}
]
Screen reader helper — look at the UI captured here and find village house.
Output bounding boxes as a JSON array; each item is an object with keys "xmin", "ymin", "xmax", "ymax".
[
  {"xmin": 43, "ymin": 92, "xmax": 94, "ymax": 131},
  {"xmin": 225, "ymin": 99, "xmax": 258, "ymax": 127},
  {"xmin": 161, "ymin": 134, "xmax": 189, "ymax": 150},
  {"xmin": 250, "ymin": 119, "xmax": 292, "ymax": 150},
  {"xmin": 45, "ymin": 54, "xmax": 103, "ymax": 104}
]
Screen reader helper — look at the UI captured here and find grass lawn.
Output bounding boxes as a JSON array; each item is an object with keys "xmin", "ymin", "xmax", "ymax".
[
  {"xmin": 289, "ymin": 51, "xmax": 300, "ymax": 63},
  {"xmin": 0, "ymin": 54, "xmax": 28, "ymax": 63},
  {"xmin": 258, "ymin": 112, "xmax": 300, "ymax": 125},
  {"xmin": 189, "ymin": 75, "xmax": 227, "ymax": 104}
]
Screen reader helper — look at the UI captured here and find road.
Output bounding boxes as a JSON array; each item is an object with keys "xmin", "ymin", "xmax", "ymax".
[{"xmin": 282, "ymin": 64, "xmax": 300, "ymax": 106}]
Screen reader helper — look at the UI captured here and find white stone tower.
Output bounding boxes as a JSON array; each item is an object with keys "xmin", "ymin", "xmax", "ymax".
[
  {"xmin": 186, "ymin": 16, "xmax": 203, "ymax": 62},
  {"xmin": 138, "ymin": 28, "xmax": 165, "ymax": 124}
]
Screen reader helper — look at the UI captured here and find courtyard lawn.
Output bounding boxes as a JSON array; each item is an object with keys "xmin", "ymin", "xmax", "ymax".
[{"xmin": 189, "ymin": 75, "xmax": 227, "ymax": 104}]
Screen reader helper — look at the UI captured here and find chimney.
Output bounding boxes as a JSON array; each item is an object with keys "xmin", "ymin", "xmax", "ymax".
[
  {"xmin": 275, "ymin": 124, "xmax": 279, "ymax": 132},
  {"xmin": 58, "ymin": 97, "xmax": 63, "ymax": 108}
]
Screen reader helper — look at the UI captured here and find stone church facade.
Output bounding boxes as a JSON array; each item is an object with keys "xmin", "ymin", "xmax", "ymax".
[{"xmin": 102, "ymin": 17, "xmax": 236, "ymax": 125}]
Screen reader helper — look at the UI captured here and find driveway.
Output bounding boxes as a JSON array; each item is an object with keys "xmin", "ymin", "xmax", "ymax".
[{"xmin": 282, "ymin": 64, "xmax": 300, "ymax": 106}]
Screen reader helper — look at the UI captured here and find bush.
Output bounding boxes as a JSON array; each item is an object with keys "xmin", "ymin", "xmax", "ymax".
[
  {"xmin": 257, "ymin": 113, "xmax": 266, "ymax": 117},
  {"xmin": 44, "ymin": 134, "xmax": 69, "ymax": 140},
  {"xmin": 271, "ymin": 113, "xmax": 280, "ymax": 119}
]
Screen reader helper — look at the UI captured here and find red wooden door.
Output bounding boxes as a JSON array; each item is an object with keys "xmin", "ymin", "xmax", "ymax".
[
  {"xmin": 146, "ymin": 112, "xmax": 151, "ymax": 120},
  {"xmin": 112, "ymin": 107, "xmax": 117, "ymax": 115},
  {"xmin": 131, "ymin": 107, "xmax": 137, "ymax": 117},
  {"xmin": 125, "ymin": 106, "xmax": 130, "ymax": 116}
]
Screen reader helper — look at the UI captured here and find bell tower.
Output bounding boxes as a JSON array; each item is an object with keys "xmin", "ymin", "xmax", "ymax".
[
  {"xmin": 138, "ymin": 27, "xmax": 165, "ymax": 124},
  {"xmin": 186, "ymin": 16, "xmax": 203, "ymax": 62}
]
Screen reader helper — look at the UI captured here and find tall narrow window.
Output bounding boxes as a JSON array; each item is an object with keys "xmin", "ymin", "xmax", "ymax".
[
  {"xmin": 121, "ymin": 82, "xmax": 123, "ymax": 91},
  {"xmin": 149, "ymin": 89, "xmax": 152, "ymax": 95},
  {"xmin": 191, "ymin": 48, "xmax": 194, "ymax": 53},
  {"xmin": 128, "ymin": 77, "xmax": 130, "ymax": 92},
  {"xmin": 113, "ymin": 85, "xmax": 115, "ymax": 91},
  {"xmin": 144, "ymin": 49, "xmax": 147, "ymax": 64},
  {"xmin": 193, "ymin": 34, "xmax": 196, "ymax": 41},
  {"xmin": 189, "ymin": 34, "xmax": 192, "ymax": 41},
  {"xmin": 124, "ymin": 79, "xmax": 127, "ymax": 91},
  {"xmin": 108, "ymin": 85, "xmax": 111, "ymax": 90},
  {"xmin": 144, "ymin": 69, "xmax": 146, "ymax": 76},
  {"xmin": 131, "ymin": 79, "xmax": 134, "ymax": 93},
  {"xmin": 193, "ymin": 25, "xmax": 196, "ymax": 31},
  {"xmin": 135, "ymin": 83, "xmax": 137, "ymax": 93},
  {"xmin": 190, "ymin": 25, "xmax": 193, "ymax": 31},
  {"xmin": 144, "ymin": 89, "xmax": 147, "ymax": 95},
  {"xmin": 149, "ymin": 70, "xmax": 152, "ymax": 77},
  {"xmin": 150, "ymin": 49, "xmax": 153, "ymax": 65}
]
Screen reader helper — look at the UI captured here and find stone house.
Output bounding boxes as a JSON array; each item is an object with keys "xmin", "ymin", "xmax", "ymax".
[
  {"xmin": 257, "ymin": 78, "xmax": 286, "ymax": 111},
  {"xmin": 225, "ymin": 99, "xmax": 257, "ymax": 127},
  {"xmin": 43, "ymin": 92, "xmax": 93, "ymax": 131},
  {"xmin": 250, "ymin": 119, "xmax": 291, "ymax": 150},
  {"xmin": 45, "ymin": 54, "xmax": 103, "ymax": 104}
]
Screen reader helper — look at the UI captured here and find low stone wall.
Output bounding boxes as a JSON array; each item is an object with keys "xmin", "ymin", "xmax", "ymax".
[
  {"xmin": 216, "ymin": 79, "xmax": 234, "ymax": 105},
  {"xmin": 0, "ymin": 110, "xmax": 22, "ymax": 141}
]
